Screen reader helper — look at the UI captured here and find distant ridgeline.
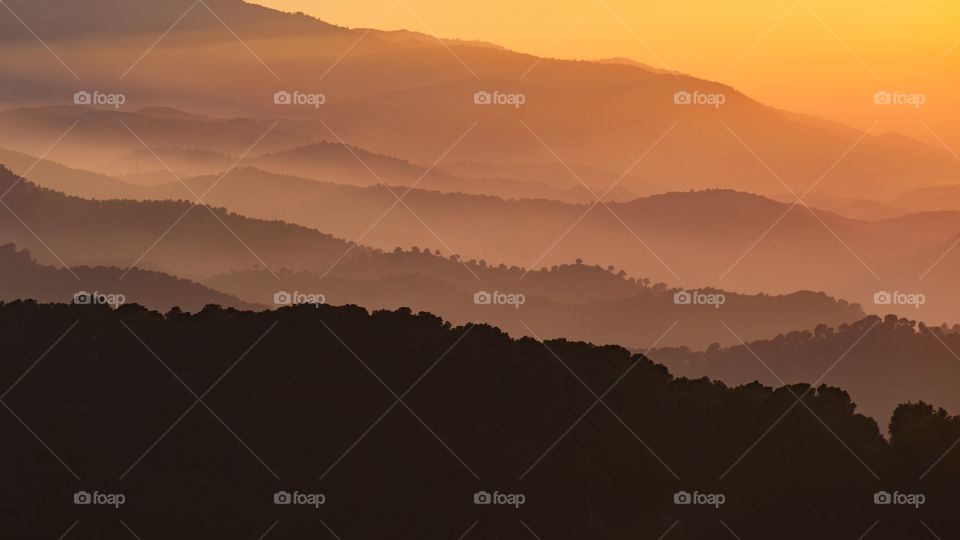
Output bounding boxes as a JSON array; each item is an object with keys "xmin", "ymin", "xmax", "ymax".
[{"xmin": 0, "ymin": 301, "xmax": 958, "ymax": 539}]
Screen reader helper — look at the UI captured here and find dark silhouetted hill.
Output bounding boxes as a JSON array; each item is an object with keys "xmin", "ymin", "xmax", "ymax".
[
  {"xmin": 2, "ymin": 301, "xmax": 960, "ymax": 538},
  {"xmin": 650, "ymin": 315, "xmax": 960, "ymax": 422}
]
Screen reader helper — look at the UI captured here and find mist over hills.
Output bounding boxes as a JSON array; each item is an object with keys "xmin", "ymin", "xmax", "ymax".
[
  {"xmin": 6, "ymin": 145, "xmax": 960, "ymax": 324},
  {"xmin": 0, "ymin": 1, "xmax": 958, "ymax": 199},
  {"xmin": 207, "ymin": 251, "xmax": 864, "ymax": 350},
  {"xmin": 0, "ymin": 162, "xmax": 863, "ymax": 349},
  {"xmin": 0, "ymin": 166, "xmax": 366, "ymax": 278},
  {"xmin": 0, "ymin": 243, "xmax": 258, "ymax": 311},
  {"xmin": 651, "ymin": 315, "xmax": 960, "ymax": 424},
  {"xmin": 0, "ymin": 0, "xmax": 347, "ymax": 42},
  {"xmin": 2, "ymin": 2, "xmax": 960, "ymax": 536},
  {"xmin": 0, "ymin": 107, "xmax": 309, "ymax": 174}
]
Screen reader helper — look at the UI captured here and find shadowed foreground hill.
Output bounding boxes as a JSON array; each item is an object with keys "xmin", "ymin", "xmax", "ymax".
[
  {"xmin": 2, "ymin": 302, "xmax": 960, "ymax": 539},
  {"xmin": 650, "ymin": 315, "xmax": 960, "ymax": 423}
]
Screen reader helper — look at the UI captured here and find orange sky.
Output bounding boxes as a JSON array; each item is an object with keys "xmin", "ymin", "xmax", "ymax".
[{"xmin": 252, "ymin": 0, "xmax": 960, "ymax": 147}]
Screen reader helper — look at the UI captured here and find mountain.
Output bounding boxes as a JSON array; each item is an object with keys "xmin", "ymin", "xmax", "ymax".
[
  {"xmin": 771, "ymin": 191, "xmax": 909, "ymax": 221},
  {"xmin": 2, "ymin": 300, "xmax": 958, "ymax": 539},
  {"xmin": 0, "ymin": 162, "xmax": 865, "ymax": 348},
  {"xmin": 0, "ymin": 1, "xmax": 958, "ymax": 198},
  {"xmin": 10, "ymin": 155, "xmax": 959, "ymax": 323},
  {"xmin": 0, "ymin": 165, "xmax": 367, "ymax": 279},
  {"xmin": 894, "ymin": 184, "xmax": 960, "ymax": 213},
  {"xmin": 108, "ymin": 147, "xmax": 237, "ymax": 178},
  {"xmin": 0, "ymin": 243, "xmax": 259, "ymax": 311},
  {"xmin": 206, "ymin": 251, "xmax": 864, "ymax": 350},
  {"xmin": 651, "ymin": 315, "xmax": 960, "ymax": 424},
  {"xmin": 249, "ymin": 142, "xmax": 597, "ymax": 202},
  {"xmin": 0, "ymin": 146, "xmax": 141, "ymax": 199},
  {"xmin": 0, "ymin": 107, "xmax": 310, "ymax": 174},
  {"xmin": 0, "ymin": 0, "xmax": 348, "ymax": 42}
]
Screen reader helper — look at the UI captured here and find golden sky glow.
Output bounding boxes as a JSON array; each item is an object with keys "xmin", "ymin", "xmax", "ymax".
[{"xmin": 251, "ymin": 0, "xmax": 960, "ymax": 146}]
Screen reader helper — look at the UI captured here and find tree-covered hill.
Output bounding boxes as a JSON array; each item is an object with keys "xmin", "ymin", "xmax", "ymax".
[{"xmin": 1, "ymin": 301, "xmax": 958, "ymax": 539}]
